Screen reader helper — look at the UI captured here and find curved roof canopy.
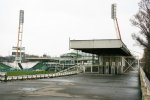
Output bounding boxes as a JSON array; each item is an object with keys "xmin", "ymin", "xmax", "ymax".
[{"xmin": 70, "ymin": 39, "xmax": 132, "ymax": 56}]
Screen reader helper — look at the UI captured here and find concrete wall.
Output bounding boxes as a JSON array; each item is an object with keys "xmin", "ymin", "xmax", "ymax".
[{"xmin": 140, "ymin": 67, "xmax": 150, "ymax": 100}]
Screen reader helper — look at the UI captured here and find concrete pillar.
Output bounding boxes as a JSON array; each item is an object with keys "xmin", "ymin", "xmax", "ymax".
[
  {"xmin": 91, "ymin": 65, "xmax": 93, "ymax": 73},
  {"xmin": 98, "ymin": 56, "xmax": 100, "ymax": 74},
  {"xmin": 122, "ymin": 57, "xmax": 125, "ymax": 73},
  {"xmin": 106, "ymin": 62, "xmax": 109, "ymax": 74},
  {"xmin": 111, "ymin": 62, "xmax": 115, "ymax": 74},
  {"xmin": 109, "ymin": 56, "xmax": 111, "ymax": 74},
  {"xmin": 117, "ymin": 62, "xmax": 122, "ymax": 74},
  {"xmin": 99, "ymin": 56, "xmax": 103, "ymax": 74},
  {"xmin": 115, "ymin": 57, "xmax": 122, "ymax": 74},
  {"xmin": 96, "ymin": 56, "xmax": 99, "ymax": 73}
]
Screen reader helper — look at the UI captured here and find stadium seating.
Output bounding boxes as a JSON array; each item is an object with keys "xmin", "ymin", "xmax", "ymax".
[
  {"xmin": 29, "ymin": 63, "xmax": 47, "ymax": 71},
  {"xmin": 0, "ymin": 63, "xmax": 13, "ymax": 72}
]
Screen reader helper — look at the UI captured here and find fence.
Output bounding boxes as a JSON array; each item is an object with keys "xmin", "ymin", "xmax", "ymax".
[
  {"xmin": 140, "ymin": 67, "xmax": 150, "ymax": 100},
  {"xmin": 0, "ymin": 65, "xmax": 82, "ymax": 82}
]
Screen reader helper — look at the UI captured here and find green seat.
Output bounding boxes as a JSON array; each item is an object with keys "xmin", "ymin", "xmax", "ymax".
[
  {"xmin": 0, "ymin": 63, "xmax": 13, "ymax": 72},
  {"xmin": 30, "ymin": 63, "xmax": 47, "ymax": 71}
]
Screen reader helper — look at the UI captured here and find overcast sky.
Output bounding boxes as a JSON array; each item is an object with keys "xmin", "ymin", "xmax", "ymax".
[{"xmin": 0, "ymin": 0, "xmax": 142, "ymax": 57}]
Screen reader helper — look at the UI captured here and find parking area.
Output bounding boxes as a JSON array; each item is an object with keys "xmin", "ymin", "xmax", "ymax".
[{"xmin": 0, "ymin": 71, "xmax": 141, "ymax": 100}]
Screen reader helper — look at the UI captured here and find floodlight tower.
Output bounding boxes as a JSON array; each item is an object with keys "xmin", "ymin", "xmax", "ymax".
[
  {"xmin": 111, "ymin": 4, "xmax": 122, "ymax": 40},
  {"xmin": 16, "ymin": 10, "xmax": 24, "ymax": 63}
]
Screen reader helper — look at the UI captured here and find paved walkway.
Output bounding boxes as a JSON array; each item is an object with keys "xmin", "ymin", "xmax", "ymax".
[{"xmin": 0, "ymin": 71, "xmax": 141, "ymax": 100}]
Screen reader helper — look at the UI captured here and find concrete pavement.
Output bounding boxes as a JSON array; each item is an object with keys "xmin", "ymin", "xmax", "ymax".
[{"xmin": 0, "ymin": 71, "xmax": 141, "ymax": 100}]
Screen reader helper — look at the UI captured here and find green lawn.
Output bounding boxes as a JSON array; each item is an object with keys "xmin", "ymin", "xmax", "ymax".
[{"xmin": 6, "ymin": 70, "xmax": 55, "ymax": 76}]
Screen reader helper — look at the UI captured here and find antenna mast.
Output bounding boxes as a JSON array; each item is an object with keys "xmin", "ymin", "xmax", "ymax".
[{"xmin": 111, "ymin": 4, "xmax": 122, "ymax": 40}]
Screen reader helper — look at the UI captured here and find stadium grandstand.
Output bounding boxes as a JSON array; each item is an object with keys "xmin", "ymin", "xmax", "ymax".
[
  {"xmin": 0, "ymin": 63, "xmax": 15, "ymax": 72},
  {"xmin": 29, "ymin": 62, "xmax": 47, "ymax": 71}
]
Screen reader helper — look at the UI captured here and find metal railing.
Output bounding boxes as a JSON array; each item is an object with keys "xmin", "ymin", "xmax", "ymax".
[
  {"xmin": 0, "ymin": 65, "xmax": 82, "ymax": 82},
  {"xmin": 140, "ymin": 67, "xmax": 150, "ymax": 100}
]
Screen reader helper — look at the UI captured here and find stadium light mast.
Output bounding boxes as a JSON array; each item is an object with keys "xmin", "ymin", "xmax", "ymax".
[
  {"xmin": 16, "ymin": 10, "xmax": 24, "ymax": 64},
  {"xmin": 111, "ymin": 4, "xmax": 122, "ymax": 40}
]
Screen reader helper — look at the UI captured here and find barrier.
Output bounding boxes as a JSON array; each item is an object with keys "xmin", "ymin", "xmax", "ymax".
[
  {"xmin": 140, "ymin": 67, "xmax": 150, "ymax": 100},
  {"xmin": 0, "ymin": 65, "xmax": 82, "ymax": 82}
]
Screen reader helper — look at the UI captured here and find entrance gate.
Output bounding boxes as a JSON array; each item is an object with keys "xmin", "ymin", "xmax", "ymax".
[{"xmin": 83, "ymin": 56, "xmax": 138, "ymax": 74}]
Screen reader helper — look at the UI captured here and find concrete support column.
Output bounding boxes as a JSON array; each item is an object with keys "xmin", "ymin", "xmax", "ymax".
[
  {"xmin": 99, "ymin": 56, "xmax": 103, "ymax": 74},
  {"xmin": 122, "ymin": 57, "xmax": 125, "ymax": 73},
  {"xmin": 91, "ymin": 65, "xmax": 93, "ymax": 73},
  {"xmin": 109, "ymin": 56, "xmax": 111, "ymax": 74},
  {"xmin": 98, "ymin": 56, "xmax": 100, "ymax": 74},
  {"xmin": 117, "ymin": 61, "xmax": 122, "ymax": 74},
  {"xmin": 111, "ymin": 62, "xmax": 115, "ymax": 74},
  {"xmin": 106, "ymin": 62, "xmax": 109, "ymax": 74}
]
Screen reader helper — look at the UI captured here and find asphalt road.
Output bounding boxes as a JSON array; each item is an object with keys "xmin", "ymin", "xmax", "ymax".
[{"xmin": 0, "ymin": 71, "xmax": 141, "ymax": 100}]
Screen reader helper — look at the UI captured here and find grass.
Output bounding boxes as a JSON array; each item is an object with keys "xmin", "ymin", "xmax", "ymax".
[{"xmin": 6, "ymin": 70, "xmax": 55, "ymax": 76}]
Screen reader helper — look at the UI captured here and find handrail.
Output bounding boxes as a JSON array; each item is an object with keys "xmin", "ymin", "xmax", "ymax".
[
  {"xmin": 0, "ymin": 65, "xmax": 82, "ymax": 82},
  {"xmin": 56, "ymin": 64, "xmax": 83, "ymax": 74}
]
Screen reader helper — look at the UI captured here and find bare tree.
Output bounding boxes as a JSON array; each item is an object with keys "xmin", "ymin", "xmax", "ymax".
[{"xmin": 131, "ymin": 0, "xmax": 150, "ymax": 79}]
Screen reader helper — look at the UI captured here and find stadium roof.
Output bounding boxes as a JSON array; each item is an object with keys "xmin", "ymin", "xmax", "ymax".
[
  {"xmin": 25, "ymin": 57, "xmax": 59, "ymax": 62},
  {"xmin": 70, "ymin": 39, "xmax": 132, "ymax": 56}
]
